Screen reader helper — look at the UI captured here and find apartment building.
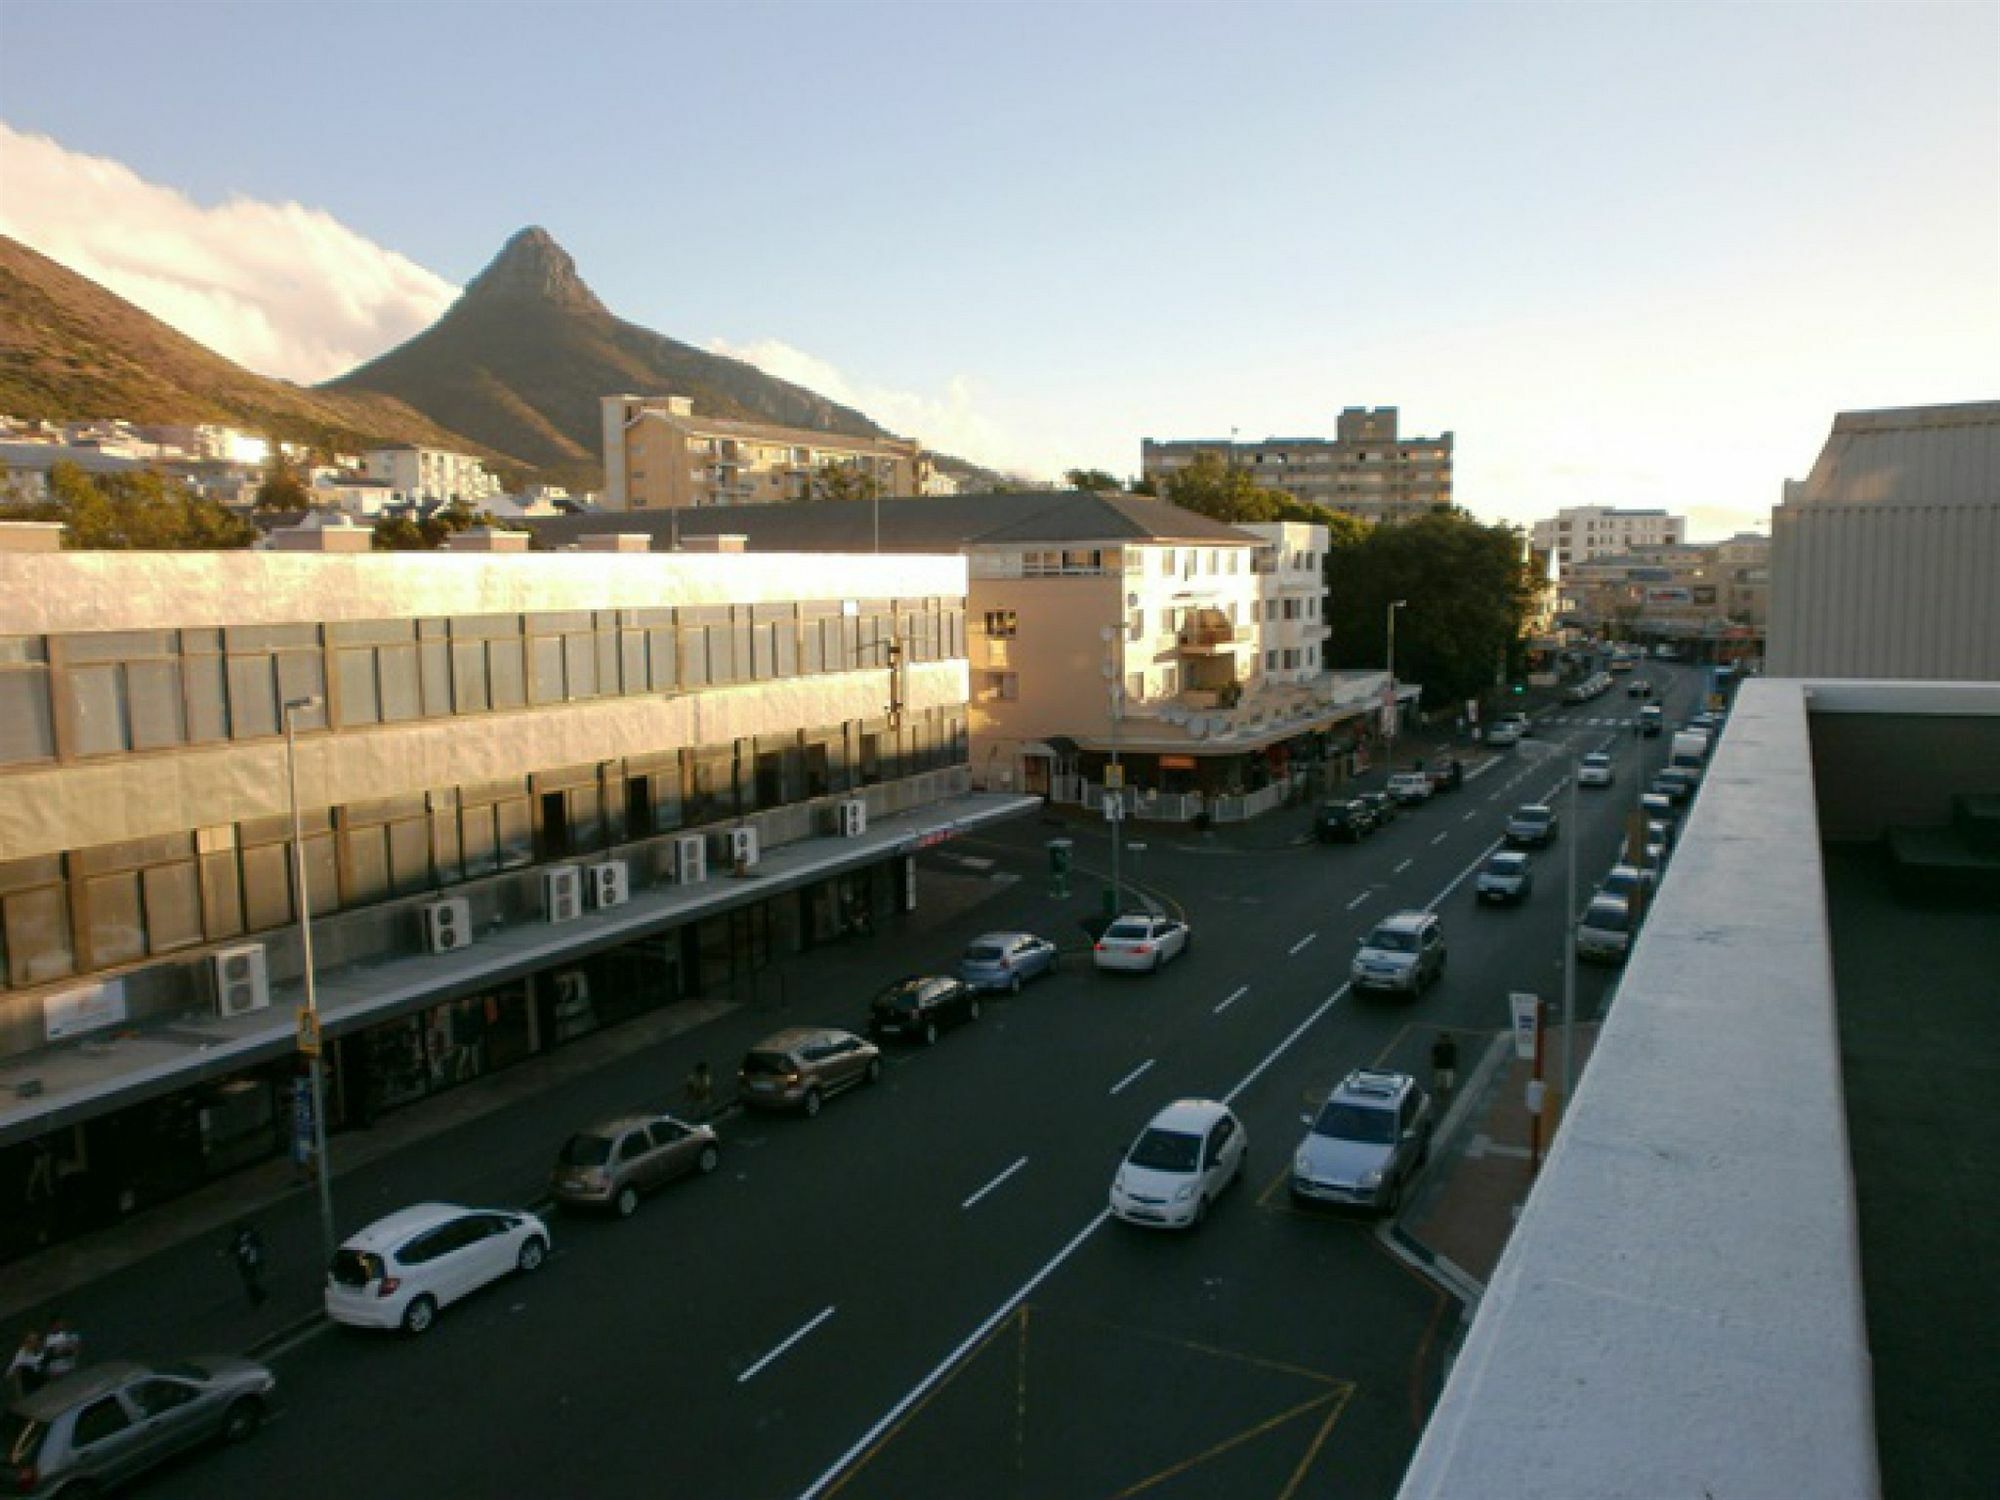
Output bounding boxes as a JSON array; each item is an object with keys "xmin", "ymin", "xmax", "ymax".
[
  {"xmin": 601, "ymin": 394, "xmax": 928, "ymax": 513},
  {"xmin": 362, "ymin": 444, "xmax": 502, "ymax": 505},
  {"xmin": 1140, "ymin": 407, "xmax": 1454, "ymax": 524},
  {"xmin": 1530, "ymin": 505, "xmax": 1687, "ymax": 572},
  {"xmin": 0, "ymin": 522, "xmax": 1022, "ymax": 1262}
]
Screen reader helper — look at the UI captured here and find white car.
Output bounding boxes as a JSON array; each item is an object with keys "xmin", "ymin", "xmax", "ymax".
[
  {"xmin": 1577, "ymin": 752, "xmax": 1614, "ymax": 787},
  {"xmin": 1093, "ymin": 913, "xmax": 1190, "ymax": 973},
  {"xmin": 1386, "ymin": 772, "xmax": 1433, "ymax": 805},
  {"xmin": 1484, "ymin": 719, "xmax": 1524, "ymax": 747},
  {"xmin": 325, "ymin": 1203, "xmax": 550, "ymax": 1335},
  {"xmin": 1109, "ymin": 1099, "xmax": 1247, "ymax": 1229}
]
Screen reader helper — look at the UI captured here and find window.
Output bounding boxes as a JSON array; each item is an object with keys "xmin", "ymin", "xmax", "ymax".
[
  {"xmin": 1126, "ymin": 671, "xmax": 1145, "ymax": 702},
  {"xmin": 225, "ymin": 624, "xmax": 325, "ymax": 740},
  {"xmin": 127, "ymin": 1379, "xmax": 198, "ymax": 1418},
  {"xmin": 978, "ymin": 672, "xmax": 1018, "ymax": 703},
  {"xmin": 62, "ymin": 630, "xmax": 186, "ymax": 755},
  {"xmin": 72, "ymin": 1396, "xmax": 131, "ymax": 1448},
  {"xmin": 0, "ymin": 855, "xmax": 74, "ymax": 989},
  {"xmin": 1265, "ymin": 650, "xmax": 1279, "ymax": 671},
  {"xmin": 1128, "ymin": 610, "xmax": 1144, "ymax": 642}
]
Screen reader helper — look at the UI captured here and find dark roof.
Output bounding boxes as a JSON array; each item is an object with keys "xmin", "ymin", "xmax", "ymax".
[{"xmin": 528, "ymin": 491, "xmax": 1262, "ymax": 555}]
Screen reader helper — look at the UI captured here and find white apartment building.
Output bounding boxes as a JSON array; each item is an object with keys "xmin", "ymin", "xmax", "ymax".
[
  {"xmin": 362, "ymin": 444, "xmax": 502, "ymax": 505},
  {"xmin": 1531, "ymin": 506, "xmax": 1687, "ymax": 572}
]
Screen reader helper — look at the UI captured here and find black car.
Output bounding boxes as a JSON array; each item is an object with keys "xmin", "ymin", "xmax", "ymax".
[
  {"xmin": 868, "ymin": 975, "xmax": 980, "ymax": 1045},
  {"xmin": 1356, "ymin": 791, "xmax": 1397, "ymax": 827},
  {"xmin": 1426, "ymin": 759, "xmax": 1465, "ymax": 793},
  {"xmin": 1317, "ymin": 799, "xmax": 1375, "ymax": 843}
]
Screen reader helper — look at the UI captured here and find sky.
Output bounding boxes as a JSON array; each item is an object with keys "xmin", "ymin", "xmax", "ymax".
[{"xmin": 1, "ymin": 0, "xmax": 1995, "ymax": 539}]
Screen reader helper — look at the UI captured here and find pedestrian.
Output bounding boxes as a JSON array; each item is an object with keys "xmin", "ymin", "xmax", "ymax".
[
  {"xmin": 683, "ymin": 1060, "xmax": 714, "ymax": 1120},
  {"xmin": 6, "ymin": 1329, "xmax": 45, "ymax": 1399},
  {"xmin": 1431, "ymin": 1030, "xmax": 1460, "ymax": 1103},
  {"xmin": 232, "ymin": 1222, "xmax": 269, "ymax": 1309},
  {"xmin": 41, "ymin": 1317, "xmax": 80, "ymax": 1379}
]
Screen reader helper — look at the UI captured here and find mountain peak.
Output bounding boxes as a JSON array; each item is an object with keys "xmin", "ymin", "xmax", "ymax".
[{"xmin": 459, "ymin": 226, "xmax": 606, "ymax": 317}]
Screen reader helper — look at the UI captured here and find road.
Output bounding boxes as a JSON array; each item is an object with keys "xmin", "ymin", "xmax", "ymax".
[{"xmin": 122, "ymin": 667, "xmax": 1708, "ymax": 1500}]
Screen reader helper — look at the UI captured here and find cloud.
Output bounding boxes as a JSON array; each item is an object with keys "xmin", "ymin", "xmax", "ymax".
[
  {"xmin": 707, "ymin": 336, "xmax": 1048, "ymax": 479},
  {"xmin": 0, "ymin": 124, "xmax": 458, "ymax": 383}
]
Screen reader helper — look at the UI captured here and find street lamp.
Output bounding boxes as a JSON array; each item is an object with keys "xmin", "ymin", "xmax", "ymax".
[
  {"xmin": 283, "ymin": 695, "xmax": 338, "ymax": 1270},
  {"xmin": 1385, "ymin": 599, "xmax": 1409, "ymax": 764},
  {"xmin": 1100, "ymin": 625, "xmax": 1125, "ymax": 915},
  {"xmin": 1519, "ymin": 734, "xmax": 1580, "ymax": 1130}
]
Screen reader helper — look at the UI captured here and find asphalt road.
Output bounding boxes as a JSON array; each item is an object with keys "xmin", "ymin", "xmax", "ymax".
[{"xmin": 124, "ymin": 665, "xmax": 1712, "ymax": 1500}]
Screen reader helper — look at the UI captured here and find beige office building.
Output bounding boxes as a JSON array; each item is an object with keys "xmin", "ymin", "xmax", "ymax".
[
  {"xmin": 601, "ymin": 394, "xmax": 927, "ymax": 513},
  {"xmin": 1141, "ymin": 407, "xmax": 1453, "ymax": 523},
  {"xmin": 1530, "ymin": 506, "xmax": 1687, "ymax": 573}
]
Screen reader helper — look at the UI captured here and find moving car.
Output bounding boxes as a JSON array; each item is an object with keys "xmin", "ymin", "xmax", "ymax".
[
  {"xmin": 869, "ymin": 974, "xmax": 981, "ymax": 1045},
  {"xmin": 1290, "ymin": 1068, "xmax": 1433, "ymax": 1215},
  {"xmin": 1627, "ymin": 678, "xmax": 1653, "ymax": 698},
  {"xmin": 1093, "ymin": 913, "xmax": 1191, "ymax": 973},
  {"xmin": 552, "ymin": 1112, "xmax": 719, "ymax": 1218},
  {"xmin": 1485, "ymin": 712, "xmax": 1529, "ymax": 746},
  {"xmin": 738, "ymin": 1027, "xmax": 882, "ymax": 1116},
  {"xmin": 958, "ymin": 932, "xmax": 1058, "ymax": 994},
  {"xmin": 1109, "ymin": 1099, "xmax": 1247, "ymax": 1230},
  {"xmin": 1476, "ymin": 850, "xmax": 1534, "ymax": 905},
  {"xmin": 1577, "ymin": 751, "xmax": 1614, "ymax": 788},
  {"xmin": 1387, "ymin": 771, "xmax": 1433, "ymax": 806},
  {"xmin": 1350, "ymin": 910, "xmax": 1447, "ymax": 995},
  {"xmin": 1356, "ymin": 790, "xmax": 1397, "ymax": 826},
  {"xmin": 1316, "ymin": 798, "xmax": 1376, "ymax": 843},
  {"xmin": 1637, "ymin": 704, "xmax": 1665, "ymax": 736},
  {"xmin": 325, "ymin": 1203, "xmax": 549, "ymax": 1335},
  {"xmin": 1, "ymin": 1357, "xmax": 274, "ymax": 1497},
  {"xmin": 1576, "ymin": 895, "xmax": 1636, "ymax": 964},
  {"xmin": 1426, "ymin": 759, "xmax": 1465, "ymax": 793},
  {"xmin": 1504, "ymin": 803, "xmax": 1560, "ymax": 848}
]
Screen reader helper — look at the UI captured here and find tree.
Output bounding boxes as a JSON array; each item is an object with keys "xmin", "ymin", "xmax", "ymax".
[
  {"xmin": 254, "ymin": 454, "xmax": 312, "ymax": 512},
  {"xmin": 1321, "ymin": 511, "xmax": 1539, "ymax": 710},
  {"xmin": 0, "ymin": 462, "xmax": 257, "ymax": 549},
  {"xmin": 1064, "ymin": 468, "xmax": 1124, "ymax": 493},
  {"xmin": 809, "ymin": 459, "xmax": 881, "ymax": 503},
  {"xmin": 370, "ymin": 501, "xmax": 525, "ymax": 551}
]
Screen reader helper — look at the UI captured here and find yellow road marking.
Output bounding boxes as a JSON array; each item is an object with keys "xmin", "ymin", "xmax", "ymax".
[{"xmin": 1110, "ymin": 1389, "xmax": 1350, "ymax": 1499}]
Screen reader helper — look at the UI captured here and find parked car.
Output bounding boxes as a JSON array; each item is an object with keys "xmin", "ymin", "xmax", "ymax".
[
  {"xmin": 1637, "ymin": 704, "xmax": 1664, "ymax": 737},
  {"xmin": 552, "ymin": 1112, "xmax": 719, "ymax": 1218},
  {"xmin": 1576, "ymin": 895, "xmax": 1637, "ymax": 964},
  {"xmin": 1290, "ymin": 1068, "xmax": 1433, "ymax": 1215},
  {"xmin": 1577, "ymin": 751, "xmax": 1614, "ymax": 788},
  {"xmin": 1627, "ymin": 678, "xmax": 1653, "ymax": 698},
  {"xmin": 1640, "ymin": 792, "xmax": 1678, "ymax": 832},
  {"xmin": 1109, "ymin": 1099, "xmax": 1247, "ymax": 1230},
  {"xmin": 325, "ymin": 1203, "xmax": 549, "ymax": 1335},
  {"xmin": 1093, "ymin": 913, "xmax": 1191, "ymax": 973},
  {"xmin": 1599, "ymin": 863, "xmax": 1657, "ymax": 914},
  {"xmin": 1, "ymin": 1357, "xmax": 274, "ymax": 1497},
  {"xmin": 869, "ymin": 974, "xmax": 981, "ymax": 1045},
  {"xmin": 738, "ymin": 1027, "xmax": 881, "ymax": 1116},
  {"xmin": 1426, "ymin": 759, "xmax": 1465, "ymax": 793},
  {"xmin": 1504, "ymin": 803, "xmax": 1560, "ymax": 848},
  {"xmin": 958, "ymin": 931, "xmax": 1058, "ymax": 994},
  {"xmin": 1350, "ymin": 910, "xmax": 1447, "ymax": 995},
  {"xmin": 1476, "ymin": 850, "xmax": 1534, "ymax": 905},
  {"xmin": 1656, "ymin": 767, "xmax": 1700, "ymax": 804},
  {"xmin": 1387, "ymin": 771, "xmax": 1433, "ymax": 806},
  {"xmin": 1316, "ymin": 799, "xmax": 1376, "ymax": 843},
  {"xmin": 1356, "ymin": 790, "xmax": 1397, "ymax": 826}
]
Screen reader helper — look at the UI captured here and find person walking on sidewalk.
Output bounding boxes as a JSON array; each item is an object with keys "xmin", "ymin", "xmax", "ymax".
[
  {"xmin": 7, "ymin": 1329, "xmax": 46, "ymax": 1399},
  {"xmin": 41, "ymin": 1317, "xmax": 80, "ymax": 1380},
  {"xmin": 232, "ymin": 1222, "xmax": 270, "ymax": 1309},
  {"xmin": 1431, "ymin": 1030, "xmax": 1460, "ymax": 1104},
  {"xmin": 683, "ymin": 1060, "xmax": 714, "ymax": 1121}
]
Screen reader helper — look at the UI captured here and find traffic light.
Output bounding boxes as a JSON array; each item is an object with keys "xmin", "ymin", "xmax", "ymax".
[{"xmin": 1511, "ymin": 682, "xmax": 1526, "ymax": 695}]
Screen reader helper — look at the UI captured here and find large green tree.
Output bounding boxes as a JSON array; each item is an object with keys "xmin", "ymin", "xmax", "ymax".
[
  {"xmin": 1322, "ymin": 511, "xmax": 1539, "ymax": 710},
  {"xmin": 0, "ymin": 462, "xmax": 258, "ymax": 549},
  {"xmin": 809, "ymin": 459, "xmax": 881, "ymax": 503},
  {"xmin": 1063, "ymin": 467, "xmax": 1125, "ymax": 493},
  {"xmin": 370, "ymin": 500, "xmax": 522, "ymax": 551},
  {"xmin": 253, "ymin": 453, "xmax": 313, "ymax": 512},
  {"xmin": 1160, "ymin": 451, "xmax": 1367, "ymax": 532}
]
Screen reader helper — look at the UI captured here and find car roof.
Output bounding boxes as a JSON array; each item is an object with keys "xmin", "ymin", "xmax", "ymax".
[
  {"xmin": 343, "ymin": 1202, "xmax": 473, "ymax": 1249},
  {"xmin": 969, "ymin": 931, "xmax": 1035, "ymax": 946},
  {"xmin": 1376, "ymin": 909, "xmax": 1434, "ymax": 933},
  {"xmin": 1144, "ymin": 1098, "xmax": 1231, "ymax": 1133},
  {"xmin": 1489, "ymin": 850, "xmax": 1529, "ymax": 865},
  {"xmin": 571, "ymin": 1113, "xmax": 665, "ymax": 1138},
  {"xmin": 1330, "ymin": 1067, "xmax": 1414, "ymax": 1105},
  {"xmin": 15, "ymin": 1360, "xmax": 152, "ymax": 1418},
  {"xmin": 1582, "ymin": 750, "xmax": 1611, "ymax": 762},
  {"xmin": 1512, "ymin": 803, "xmax": 1553, "ymax": 817},
  {"xmin": 1583, "ymin": 895, "xmax": 1630, "ymax": 918}
]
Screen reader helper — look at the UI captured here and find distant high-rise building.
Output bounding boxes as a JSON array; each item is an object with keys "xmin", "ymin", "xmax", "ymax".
[
  {"xmin": 1530, "ymin": 506, "xmax": 1687, "ymax": 573},
  {"xmin": 1141, "ymin": 407, "xmax": 1453, "ymax": 523}
]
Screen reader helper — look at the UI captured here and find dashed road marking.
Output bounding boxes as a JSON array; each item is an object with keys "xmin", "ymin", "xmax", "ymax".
[
  {"xmin": 738, "ymin": 1305, "xmax": 836, "ymax": 1384},
  {"xmin": 1394, "ymin": 858, "xmax": 1413, "ymax": 874},
  {"xmin": 1430, "ymin": 832, "xmax": 1448, "ymax": 845},
  {"xmin": 1347, "ymin": 891, "xmax": 1371, "ymax": 910},
  {"xmin": 961, "ymin": 1156, "xmax": 1030, "ymax": 1210},
  {"xmin": 1109, "ymin": 1059, "xmax": 1156, "ymax": 1096},
  {"xmin": 1288, "ymin": 932, "xmax": 1317, "ymax": 956},
  {"xmin": 1214, "ymin": 985, "xmax": 1250, "ymax": 1014}
]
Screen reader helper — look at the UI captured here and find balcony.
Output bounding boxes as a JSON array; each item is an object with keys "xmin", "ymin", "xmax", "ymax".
[{"xmin": 1176, "ymin": 610, "xmax": 1248, "ymax": 654}]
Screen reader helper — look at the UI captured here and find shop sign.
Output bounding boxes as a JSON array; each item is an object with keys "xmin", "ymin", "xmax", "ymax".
[
  {"xmin": 1159, "ymin": 755, "xmax": 1197, "ymax": 770},
  {"xmin": 897, "ymin": 824, "xmax": 959, "ymax": 855},
  {"xmin": 43, "ymin": 978, "xmax": 128, "ymax": 1042}
]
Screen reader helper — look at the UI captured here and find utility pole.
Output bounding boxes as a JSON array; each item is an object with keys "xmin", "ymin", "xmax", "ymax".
[
  {"xmin": 1385, "ymin": 599, "xmax": 1408, "ymax": 767},
  {"xmin": 284, "ymin": 697, "xmax": 338, "ymax": 1269},
  {"xmin": 1101, "ymin": 625, "xmax": 1125, "ymax": 914}
]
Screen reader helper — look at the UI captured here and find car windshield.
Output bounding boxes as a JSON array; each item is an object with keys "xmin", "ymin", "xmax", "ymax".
[
  {"xmin": 330, "ymin": 1248, "xmax": 385, "ymax": 1288},
  {"xmin": 1127, "ymin": 1128, "xmax": 1201, "ymax": 1172},
  {"xmin": 1603, "ymin": 871, "xmax": 1635, "ymax": 897},
  {"xmin": 1365, "ymin": 928, "xmax": 1417, "ymax": 953},
  {"xmin": 1487, "ymin": 855, "xmax": 1527, "ymax": 875},
  {"xmin": 1105, "ymin": 920, "xmax": 1151, "ymax": 942},
  {"xmin": 1583, "ymin": 754, "xmax": 1610, "ymax": 769},
  {"xmin": 1312, "ymin": 1102, "xmax": 1396, "ymax": 1143},
  {"xmin": 1512, "ymin": 808, "xmax": 1550, "ymax": 826},
  {"xmin": 965, "ymin": 943, "xmax": 1005, "ymax": 962},
  {"xmin": 875, "ymin": 980, "xmax": 927, "ymax": 1009},
  {"xmin": 2, "ymin": 1412, "xmax": 44, "ymax": 1468},
  {"xmin": 742, "ymin": 1050, "xmax": 793, "ymax": 1077},
  {"xmin": 559, "ymin": 1133, "xmax": 614, "ymax": 1167},
  {"xmin": 1584, "ymin": 902, "xmax": 1631, "ymax": 933}
]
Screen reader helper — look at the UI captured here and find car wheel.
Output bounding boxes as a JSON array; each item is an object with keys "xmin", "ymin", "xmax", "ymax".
[
  {"xmin": 969, "ymin": 997, "xmax": 983, "ymax": 1021},
  {"xmin": 1008, "ymin": 973, "xmax": 1023, "ymax": 995},
  {"xmin": 517, "ymin": 1236, "xmax": 548, "ymax": 1274},
  {"xmin": 614, "ymin": 1185, "xmax": 640, "ymax": 1219},
  {"xmin": 222, "ymin": 1396, "xmax": 265, "ymax": 1444},
  {"xmin": 1416, "ymin": 1133, "xmax": 1433, "ymax": 1169},
  {"xmin": 403, "ymin": 1294, "xmax": 438, "ymax": 1336},
  {"xmin": 1383, "ymin": 1177, "xmax": 1404, "ymax": 1217},
  {"xmin": 1149, "ymin": 952, "xmax": 1162, "ymax": 974},
  {"xmin": 697, "ymin": 1143, "xmax": 720, "ymax": 1174},
  {"xmin": 1232, "ymin": 1149, "xmax": 1247, "ymax": 1186},
  {"xmin": 1192, "ymin": 1194, "xmax": 1210, "ymax": 1228},
  {"xmin": 923, "ymin": 1019, "xmax": 939, "ymax": 1046},
  {"xmin": 864, "ymin": 1056, "xmax": 883, "ymax": 1086},
  {"xmin": 803, "ymin": 1087, "xmax": 823, "ymax": 1118}
]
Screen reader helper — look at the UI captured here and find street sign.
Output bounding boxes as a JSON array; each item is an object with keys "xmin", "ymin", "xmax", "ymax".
[
  {"xmin": 1103, "ymin": 763, "xmax": 1125, "ymax": 790},
  {"xmin": 296, "ymin": 1008, "xmax": 322, "ymax": 1059},
  {"xmin": 1102, "ymin": 792, "xmax": 1124, "ymax": 822},
  {"xmin": 1509, "ymin": 992, "xmax": 1540, "ymax": 1060}
]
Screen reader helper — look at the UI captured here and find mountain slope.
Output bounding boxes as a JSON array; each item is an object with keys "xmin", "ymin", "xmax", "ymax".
[
  {"xmin": 323, "ymin": 228, "xmax": 894, "ymax": 486},
  {"xmin": 0, "ymin": 235, "xmax": 487, "ymax": 454}
]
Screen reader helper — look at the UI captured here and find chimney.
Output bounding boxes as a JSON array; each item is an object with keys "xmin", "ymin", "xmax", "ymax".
[
  {"xmin": 270, "ymin": 516, "xmax": 372, "ymax": 553},
  {"xmin": 442, "ymin": 527, "xmax": 531, "ymax": 553},
  {"xmin": 577, "ymin": 533, "xmax": 652, "ymax": 554},
  {"xmin": 0, "ymin": 521, "xmax": 65, "ymax": 553}
]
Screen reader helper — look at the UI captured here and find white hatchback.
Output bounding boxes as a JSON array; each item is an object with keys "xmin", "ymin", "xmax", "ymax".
[
  {"xmin": 1110, "ymin": 1099, "xmax": 1247, "ymax": 1229},
  {"xmin": 325, "ymin": 1203, "xmax": 550, "ymax": 1335}
]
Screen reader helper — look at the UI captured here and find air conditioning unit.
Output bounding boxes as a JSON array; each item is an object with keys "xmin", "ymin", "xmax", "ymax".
[
  {"xmin": 210, "ymin": 943, "xmax": 270, "ymax": 1019},
  {"xmin": 837, "ymin": 798, "xmax": 867, "ymax": 838},
  {"xmin": 729, "ymin": 826, "xmax": 760, "ymax": 871},
  {"xmin": 423, "ymin": 898, "xmax": 472, "ymax": 954},
  {"xmin": 590, "ymin": 860, "xmax": 630, "ymax": 909},
  {"xmin": 543, "ymin": 866, "xmax": 583, "ymax": 924},
  {"xmin": 674, "ymin": 835, "xmax": 707, "ymax": 885}
]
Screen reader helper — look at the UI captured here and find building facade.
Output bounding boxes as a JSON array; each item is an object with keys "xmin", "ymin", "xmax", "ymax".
[
  {"xmin": 1769, "ymin": 401, "xmax": 2000, "ymax": 680},
  {"xmin": 1530, "ymin": 506, "xmax": 1688, "ymax": 571},
  {"xmin": 601, "ymin": 395, "xmax": 928, "ymax": 513},
  {"xmin": 1141, "ymin": 407, "xmax": 1454, "ymax": 524},
  {"xmin": 0, "ymin": 524, "xmax": 1019, "ymax": 1262},
  {"xmin": 361, "ymin": 445, "xmax": 502, "ymax": 505}
]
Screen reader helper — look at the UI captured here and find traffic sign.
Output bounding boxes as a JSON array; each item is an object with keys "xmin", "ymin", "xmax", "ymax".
[
  {"xmin": 297, "ymin": 1008, "xmax": 322, "ymax": 1059},
  {"xmin": 1509, "ymin": 992, "xmax": 1540, "ymax": 1060},
  {"xmin": 1103, "ymin": 763, "xmax": 1125, "ymax": 789}
]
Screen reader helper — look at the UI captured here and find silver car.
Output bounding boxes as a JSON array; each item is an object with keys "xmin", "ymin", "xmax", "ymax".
[
  {"xmin": 1577, "ymin": 895, "xmax": 1636, "ymax": 964},
  {"xmin": 1476, "ymin": 851, "xmax": 1533, "ymax": 905},
  {"xmin": 2, "ymin": 1357, "xmax": 274, "ymax": 1497},
  {"xmin": 958, "ymin": 931, "xmax": 1058, "ymax": 994},
  {"xmin": 1350, "ymin": 910, "xmax": 1446, "ymax": 995},
  {"xmin": 552, "ymin": 1112, "xmax": 720, "ymax": 1218},
  {"xmin": 1291, "ymin": 1068, "xmax": 1433, "ymax": 1215},
  {"xmin": 1093, "ymin": 914, "xmax": 1191, "ymax": 974}
]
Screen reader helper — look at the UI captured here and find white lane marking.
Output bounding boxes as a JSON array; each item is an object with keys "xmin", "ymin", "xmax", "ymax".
[
  {"xmin": 1394, "ymin": 858, "xmax": 1413, "ymax": 874},
  {"xmin": 1463, "ymin": 758, "xmax": 1500, "ymax": 782},
  {"xmin": 1426, "ymin": 838, "xmax": 1505, "ymax": 912},
  {"xmin": 1109, "ymin": 1059, "xmax": 1156, "ymax": 1095},
  {"xmin": 1462, "ymin": 810, "xmax": 1477, "ymax": 822},
  {"xmin": 961, "ymin": 1156, "xmax": 1029, "ymax": 1210},
  {"xmin": 738, "ymin": 1305, "xmax": 836, "ymax": 1384},
  {"xmin": 1431, "ymin": 832, "xmax": 1448, "ymax": 845},
  {"xmin": 1225, "ymin": 984, "xmax": 1349, "ymax": 1106},
  {"xmin": 1346, "ymin": 890, "xmax": 1371, "ymax": 910},
  {"xmin": 1213, "ymin": 985, "xmax": 1250, "ymax": 1014},
  {"xmin": 1288, "ymin": 932, "xmax": 1317, "ymax": 956},
  {"xmin": 1487, "ymin": 790, "xmax": 1505, "ymax": 802}
]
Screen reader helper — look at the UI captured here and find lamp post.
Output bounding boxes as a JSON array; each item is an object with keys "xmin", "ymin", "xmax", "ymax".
[
  {"xmin": 1100, "ymin": 625, "xmax": 1125, "ymax": 915},
  {"xmin": 1519, "ymin": 734, "xmax": 1580, "ymax": 1130},
  {"xmin": 1385, "ymin": 599, "xmax": 1409, "ymax": 765},
  {"xmin": 283, "ymin": 696, "xmax": 337, "ymax": 1269}
]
